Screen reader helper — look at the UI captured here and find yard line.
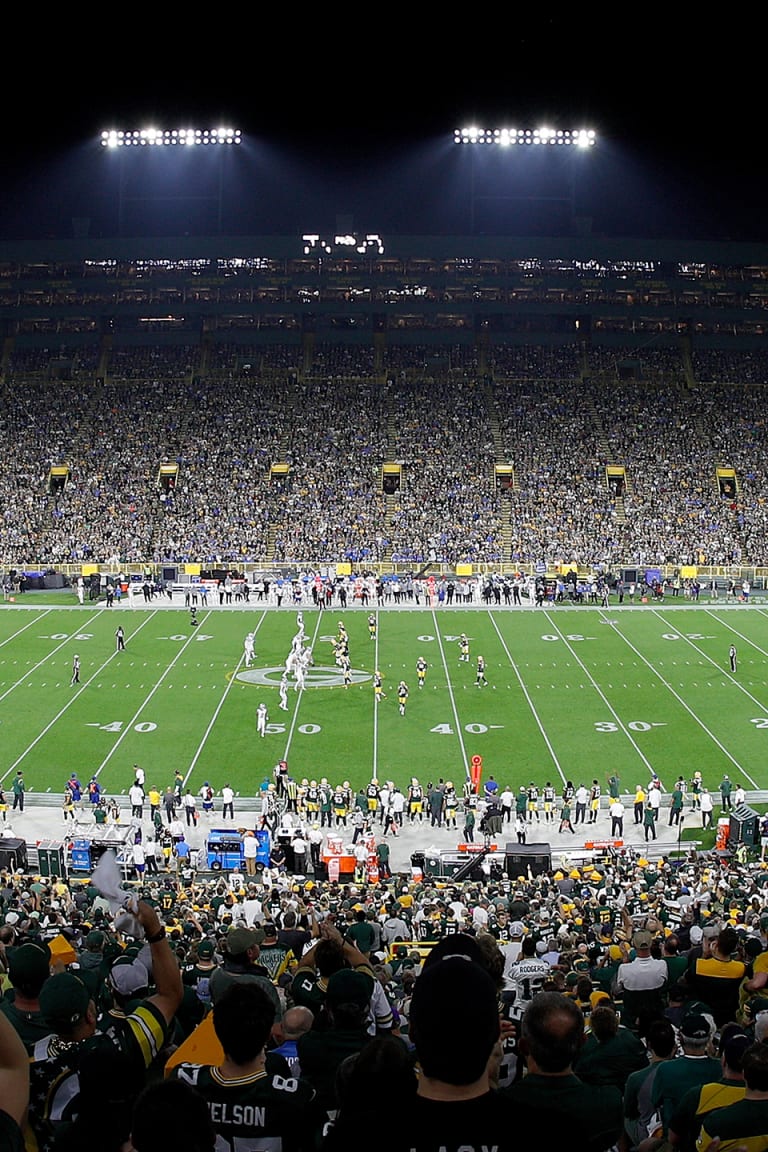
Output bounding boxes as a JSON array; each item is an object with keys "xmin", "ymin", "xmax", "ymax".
[
  {"xmin": 95, "ymin": 611, "xmax": 213, "ymax": 777},
  {"xmin": 706, "ymin": 609, "xmax": 768, "ymax": 664},
  {"xmin": 183, "ymin": 610, "xmax": 268, "ymax": 784},
  {"xmin": 0, "ymin": 608, "xmax": 53, "ymax": 649},
  {"xmin": 1, "ymin": 612, "xmax": 158, "ymax": 782},
  {"xmin": 281, "ymin": 612, "xmax": 324, "ymax": 764},
  {"xmin": 612, "ymin": 611, "xmax": 756, "ymax": 787},
  {"xmin": 0, "ymin": 609, "xmax": 106, "ymax": 706},
  {"xmin": 652, "ymin": 606, "xmax": 768, "ymax": 729},
  {"xmin": 488, "ymin": 612, "xmax": 566, "ymax": 785},
  {"xmin": 372, "ymin": 609, "xmax": 380, "ymax": 783},
  {"xmin": 543, "ymin": 612, "xmax": 660, "ymax": 781},
  {"xmin": 430, "ymin": 609, "xmax": 469, "ymax": 778}
]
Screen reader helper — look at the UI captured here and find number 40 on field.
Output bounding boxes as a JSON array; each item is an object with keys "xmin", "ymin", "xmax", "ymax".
[{"xmin": 431, "ymin": 723, "xmax": 502, "ymax": 734}]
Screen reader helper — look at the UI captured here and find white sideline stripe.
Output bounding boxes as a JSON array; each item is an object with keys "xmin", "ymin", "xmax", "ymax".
[
  {"xmin": 184, "ymin": 611, "xmax": 268, "ymax": 784},
  {"xmin": 0, "ymin": 610, "xmax": 107, "ymax": 706},
  {"xmin": 281, "ymin": 613, "xmax": 323, "ymax": 763},
  {"xmin": 372, "ymin": 610, "xmax": 379, "ymax": 782},
  {"xmin": 488, "ymin": 612, "xmax": 566, "ymax": 785},
  {"xmin": 1, "ymin": 612, "xmax": 157, "ymax": 781},
  {"xmin": 544, "ymin": 611, "xmax": 659, "ymax": 781},
  {"xmin": 95, "ymin": 611, "xmax": 213, "ymax": 777},
  {"xmin": 430, "ymin": 610, "xmax": 469, "ymax": 777},
  {"xmin": 0, "ymin": 608, "xmax": 53, "ymax": 648}
]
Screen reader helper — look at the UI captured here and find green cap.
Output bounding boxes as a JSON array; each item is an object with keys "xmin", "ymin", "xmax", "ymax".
[
  {"xmin": 39, "ymin": 972, "xmax": 91, "ymax": 1033},
  {"xmin": 8, "ymin": 942, "xmax": 51, "ymax": 990}
]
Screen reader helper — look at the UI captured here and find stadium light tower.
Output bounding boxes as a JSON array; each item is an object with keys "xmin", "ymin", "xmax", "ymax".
[
  {"xmin": 100, "ymin": 126, "xmax": 242, "ymax": 235},
  {"xmin": 454, "ymin": 125, "xmax": 597, "ymax": 234},
  {"xmin": 100, "ymin": 128, "xmax": 242, "ymax": 148}
]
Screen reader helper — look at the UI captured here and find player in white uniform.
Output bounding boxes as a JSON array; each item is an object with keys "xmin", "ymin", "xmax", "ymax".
[
  {"xmin": 256, "ymin": 702, "xmax": 269, "ymax": 738},
  {"xmin": 293, "ymin": 652, "xmax": 308, "ymax": 692},
  {"xmin": 243, "ymin": 632, "xmax": 255, "ymax": 667},
  {"xmin": 279, "ymin": 674, "xmax": 289, "ymax": 710}
]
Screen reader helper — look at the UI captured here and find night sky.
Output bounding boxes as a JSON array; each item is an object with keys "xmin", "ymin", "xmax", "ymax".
[{"xmin": 4, "ymin": 16, "xmax": 762, "ymax": 243}]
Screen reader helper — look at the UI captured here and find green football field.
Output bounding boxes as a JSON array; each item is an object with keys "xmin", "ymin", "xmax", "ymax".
[{"xmin": 1, "ymin": 600, "xmax": 768, "ymax": 803}]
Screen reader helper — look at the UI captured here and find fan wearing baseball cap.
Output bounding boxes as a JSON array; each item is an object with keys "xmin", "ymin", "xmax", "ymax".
[
  {"xmin": 651, "ymin": 1013, "xmax": 720, "ymax": 1136},
  {"xmin": 0, "ymin": 941, "xmax": 52, "ymax": 1052},
  {"xmin": 613, "ymin": 929, "xmax": 668, "ymax": 1032},
  {"xmin": 668, "ymin": 1028, "xmax": 751, "ymax": 1150},
  {"xmin": 326, "ymin": 954, "xmax": 512, "ymax": 1152},
  {"xmin": 296, "ymin": 967, "xmax": 376, "ymax": 1119},
  {"xmin": 182, "ymin": 938, "xmax": 217, "ymax": 1008},
  {"xmin": 27, "ymin": 900, "xmax": 182, "ymax": 1150}
]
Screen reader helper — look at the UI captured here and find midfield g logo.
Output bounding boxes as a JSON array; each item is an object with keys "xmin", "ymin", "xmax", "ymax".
[{"xmin": 236, "ymin": 665, "xmax": 372, "ymax": 689}]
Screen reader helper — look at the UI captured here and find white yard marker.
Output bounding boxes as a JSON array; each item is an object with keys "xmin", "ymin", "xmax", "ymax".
[
  {"xmin": 544, "ymin": 612, "xmax": 659, "ymax": 781},
  {"xmin": 430, "ymin": 610, "xmax": 469, "ymax": 778},
  {"xmin": 0, "ymin": 608, "xmax": 53, "ymax": 649},
  {"xmin": 489, "ymin": 613, "xmax": 565, "ymax": 784},
  {"xmin": 0, "ymin": 610, "xmax": 106, "ymax": 706},
  {"xmin": 95, "ymin": 611, "xmax": 214, "ymax": 777},
  {"xmin": 1, "ymin": 612, "xmax": 158, "ymax": 781},
  {"xmin": 281, "ymin": 613, "xmax": 324, "ymax": 763},
  {"xmin": 613, "ymin": 611, "xmax": 755, "ymax": 787},
  {"xmin": 184, "ymin": 610, "xmax": 268, "ymax": 784}
]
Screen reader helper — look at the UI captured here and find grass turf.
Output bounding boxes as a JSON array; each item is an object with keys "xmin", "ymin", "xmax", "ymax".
[{"xmin": 1, "ymin": 599, "xmax": 768, "ymax": 804}]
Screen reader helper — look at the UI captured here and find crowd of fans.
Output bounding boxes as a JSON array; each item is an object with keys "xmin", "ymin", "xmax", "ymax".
[
  {"xmin": 2, "ymin": 346, "xmax": 768, "ymax": 569},
  {"xmin": 5, "ymin": 809, "xmax": 768, "ymax": 1151}
]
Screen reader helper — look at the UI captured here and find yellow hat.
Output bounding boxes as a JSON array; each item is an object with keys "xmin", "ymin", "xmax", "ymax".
[{"xmin": 608, "ymin": 945, "xmax": 623, "ymax": 961}]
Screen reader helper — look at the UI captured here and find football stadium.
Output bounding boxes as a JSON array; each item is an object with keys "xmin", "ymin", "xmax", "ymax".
[{"xmin": 4, "ymin": 38, "xmax": 768, "ymax": 1152}]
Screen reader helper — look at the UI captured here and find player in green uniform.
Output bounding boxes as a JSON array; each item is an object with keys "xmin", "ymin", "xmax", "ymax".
[
  {"xmin": 408, "ymin": 778, "xmax": 424, "ymax": 822},
  {"xmin": 332, "ymin": 784, "xmax": 349, "ymax": 827},
  {"xmin": 366, "ymin": 780, "xmax": 380, "ymax": 815},
  {"xmin": 416, "ymin": 656, "xmax": 428, "ymax": 688}
]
